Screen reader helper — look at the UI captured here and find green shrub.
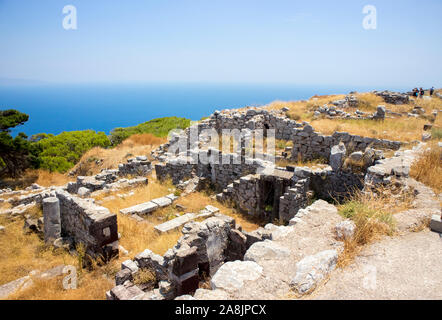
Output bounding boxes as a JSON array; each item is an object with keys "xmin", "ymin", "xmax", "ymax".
[
  {"xmin": 35, "ymin": 130, "xmax": 110, "ymax": 172},
  {"xmin": 110, "ymin": 117, "xmax": 191, "ymax": 145}
]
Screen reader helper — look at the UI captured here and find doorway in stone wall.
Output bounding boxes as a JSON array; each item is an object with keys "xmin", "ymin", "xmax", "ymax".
[{"xmin": 261, "ymin": 179, "xmax": 276, "ymax": 221}]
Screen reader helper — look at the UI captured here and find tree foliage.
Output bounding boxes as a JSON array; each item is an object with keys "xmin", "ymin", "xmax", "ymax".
[
  {"xmin": 35, "ymin": 130, "xmax": 111, "ymax": 172},
  {"xmin": 0, "ymin": 110, "xmax": 36, "ymax": 177}
]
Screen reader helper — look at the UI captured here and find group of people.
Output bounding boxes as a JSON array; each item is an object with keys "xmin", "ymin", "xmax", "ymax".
[{"xmin": 411, "ymin": 86, "xmax": 435, "ymax": 98}]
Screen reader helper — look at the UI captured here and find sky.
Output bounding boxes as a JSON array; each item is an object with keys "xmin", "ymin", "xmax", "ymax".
[{"xmin": 0, "ymin": 0, "xmax": 441, "ymax": 87}]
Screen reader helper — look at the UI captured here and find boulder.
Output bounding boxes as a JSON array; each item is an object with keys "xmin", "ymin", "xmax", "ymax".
[
  {"xmin": 430, "ymin": 215, "xmax": 442, "ymax": 233},
  {"xmin": 211, "ymin": 261, "xmax": 263, "ymax": 291},
  {"xmin": 335, "ymin": 220, "xmax": 356, "ymax": 240},
  {"xmin": 290, "ymin": 250, "xmax": 338, "ymax": 295},
  {"xmin": 244, "ymin": 240, "xmax": 290, "ymax": 264}
]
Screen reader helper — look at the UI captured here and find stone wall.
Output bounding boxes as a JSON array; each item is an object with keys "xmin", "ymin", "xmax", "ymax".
[
  {"xmin": 155, "ymin": 149, "xmax": 271, "ymax": 190},
  {"xmin": 55, "ymin": 189, "xmax": 119, "ymax": 260},
  {"xmin": 107, "ymin": 214, "xmax": 263, "ymax": 300}
]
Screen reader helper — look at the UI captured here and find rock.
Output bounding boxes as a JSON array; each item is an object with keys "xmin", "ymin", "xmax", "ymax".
[
  {"xmin": 329, "ymin": 143, "xmax": 346, "ymax": 171},
  {"xmin": 121, "ymin": 259, "xmax": 139, "ymax": 274},
  {"xmin": 0, "ymin": 225, "xmax": 4, "ymax": 233},
  {"xmin": 211, "ymin": 261, "xmax": 263, "ymax": 291},
  {"xmin": 281, "ymin": 107, "xmax": 290, "ymax": 112},
  {"xmin": 77, "ymin": 187, "xmax": 91, "ymax": 197},
  {"xmin": 373, "ymin": 105, "xmax": 386, "ymax": 120},
  {"xmin": 119, "ymin": 245, "xmax": 129, "ymax": 256},
  {"xmin": 423, "ymin": 124, "xmax": 433, "ymax": 131},
  {"xmin": 194, "ymin": 288, "xmax": 230, "ymax": 300},
  {"xmin": 335, "ymin": 220, "xmax": 356, "ymax": 240},
  {"xmin": 349, "ymin": 151, "xmax": 363, "ymax": 162},
  {"xmin": 174, "ymin": 295, "xmax": 196, "ymax": 300},
  {"xmin": 290, "ymin": 250, "xmax": 338, "ymax": 295},
  {"xmin": 430, "ymin": 215, "xmax": 442, "ymax": 233},
  {"xmin": 422, "ymin": 132, "xmax": 432, "ymax": 142},
  {"xmin": 115, "ymin": 268, "xmax": 133, "ymax": 286},
  {"xmin": 23, "ymin": 217, "xmax": 42, "ymax": 235},
  {"xmin": 154, "ymin": 213, "xmax": 196, "ymax": 234},
  {"xmin": 109, "ymin": 284, "xmax": 145, "ymax": 300},
  {"xmin": 244, "ymin": 240, "xmax": 290, "ymax": 264}
]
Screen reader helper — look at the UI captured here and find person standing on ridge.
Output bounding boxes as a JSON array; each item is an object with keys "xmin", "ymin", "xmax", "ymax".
[
  {"xmin": 430, "ymin": 87, "xmax": 434, "ymax": 96},
  {"xmin": 419, "ymin": 87, "xmax": 425, "ymax": 98}
]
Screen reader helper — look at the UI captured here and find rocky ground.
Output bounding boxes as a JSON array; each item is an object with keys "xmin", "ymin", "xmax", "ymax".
[{"xmin": 312, "ymin": 231, "xmax": 442, "ymax": 300}]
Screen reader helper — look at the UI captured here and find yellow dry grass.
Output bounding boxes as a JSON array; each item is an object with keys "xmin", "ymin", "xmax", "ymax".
[
  {"xmin": 0, "ymin": 212, "xmax": 120, "ymax": 300},
  {"xmin": 265, "ymin": 92, "xmax": 442, "ymax": 143},
  {"xmin": 71, "ymin": 133, "xmax": 165, "ymax": 176},
  {"xmin": 410, "ymin": 142, "xmax": 442, "ymax": 193}
]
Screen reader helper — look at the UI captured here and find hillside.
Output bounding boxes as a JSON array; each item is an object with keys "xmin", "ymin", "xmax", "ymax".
[{"xmin": 0, "ymin": 89, "xmax": 441, "ymax": 301}]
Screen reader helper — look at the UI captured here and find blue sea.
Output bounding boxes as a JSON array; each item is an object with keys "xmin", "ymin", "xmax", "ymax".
[{"xmin": 0, "ymin": 83, "xmax": 406, "ymax": 137}]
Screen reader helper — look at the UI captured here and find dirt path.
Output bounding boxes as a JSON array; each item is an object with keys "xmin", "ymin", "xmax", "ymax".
[{"xmin": 312, "ymin": 230, "xmax": 442, "ymax": 300}]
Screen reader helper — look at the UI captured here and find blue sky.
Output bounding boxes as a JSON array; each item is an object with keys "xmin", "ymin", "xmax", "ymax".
[{"xmin": 0, "ymin": 0, "xmax": 441, "ymax": 87}]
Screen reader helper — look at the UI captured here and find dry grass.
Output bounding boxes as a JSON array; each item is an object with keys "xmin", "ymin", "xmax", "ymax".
[
  {"xmin": 0, "ymin": 211, "xmax": 120, "ymax": 300},
  {"xmin": 276, "ymin": 156, "xmax": 328, "ymax": 169},
  {"xmin": 265, "ymin": 92, "xmax": 442, "ymax": 142},
  {"xmin": 336, "ymin": 185, "xmax": 415, "ymax": 268},
  {"xmin": 410, "ymin": 142, "xmax": 442, "ymax": 193},
  {"xmin": 71, "ymin": 133, "xmax": 165, "ymax": 176},
  {"xmin": 6, "ymin": 270, "xmax": 115, "ymax": 300}
]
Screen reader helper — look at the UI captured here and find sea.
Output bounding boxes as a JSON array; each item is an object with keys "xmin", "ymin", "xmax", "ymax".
[{"xmin": 0, "ymin": 83, "xmax": 407, "ymax": 137}]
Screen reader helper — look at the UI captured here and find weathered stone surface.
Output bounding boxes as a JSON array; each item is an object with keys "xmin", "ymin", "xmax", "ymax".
[
  {"xmin": 335, "ymin": 220, "xmax": 356, "ymax": 240},
  {"xmin": 290, "ymin": 250, "xmax": 338, "ymax": 295},
  {"xmin": 244, "ymin": 240, "xmax": 290, "ymax": 264},
  {"xmin": 211, "ymin": 261, "xmax": 263, "ymax": 291}
]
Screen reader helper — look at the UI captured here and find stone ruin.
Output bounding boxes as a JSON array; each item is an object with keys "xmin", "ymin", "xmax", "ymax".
[
  {"xmin": 107, "ymin": 212, "xmax": 272, "ymax": 300},
  {"xmin": 374, "ymin": 90, "xmax": 410, "ymax": 105},
  {"xmin": 0, "ymin": 156, "xmax": 154, "ymax": 263},
  {"xmin": 153, "ymin": 108, "xmax": 402, "ymax": 223}
]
